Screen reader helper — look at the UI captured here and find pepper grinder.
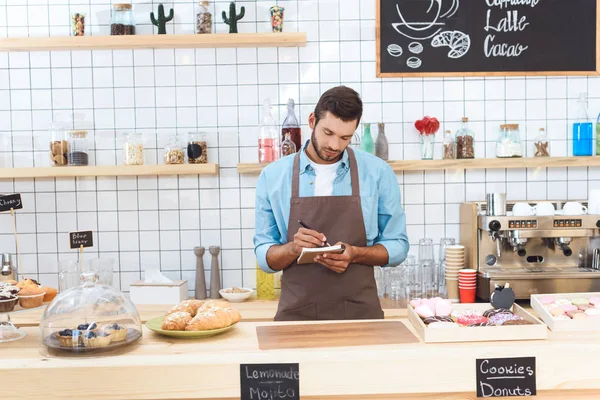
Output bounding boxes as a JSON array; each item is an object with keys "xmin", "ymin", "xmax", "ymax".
[
  {"xmin": 209, "ymin": 246, "xmax": 221, "ymax": 299},
  {"xmin": 193, "ymin": 246, "xmax": 207, "ymax": 300}
]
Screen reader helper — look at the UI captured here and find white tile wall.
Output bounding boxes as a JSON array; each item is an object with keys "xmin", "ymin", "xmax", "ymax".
[{"xmin": 1, "ymin": 0, "xmax": 600, "ymax": 296}]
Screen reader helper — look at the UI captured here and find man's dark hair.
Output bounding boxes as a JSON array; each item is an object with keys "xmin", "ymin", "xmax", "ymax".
[{"xmin": 314, "ymin": 86, "xmax": 363, "ymax": 127}]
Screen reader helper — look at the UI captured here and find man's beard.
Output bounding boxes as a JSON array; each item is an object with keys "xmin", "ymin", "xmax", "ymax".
[{"xmin": 311, "ymin": 129, "xmax": 342, "ymax": 162}]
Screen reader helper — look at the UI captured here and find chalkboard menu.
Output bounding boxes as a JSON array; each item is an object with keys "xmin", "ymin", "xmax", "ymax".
[
  {"xmin": 476, "ymin": 357, "xmax": 536, "ymax": 397},
  {"xmin": 377, "ymin": 0, "xmax": 599, "ymax": 76},
  {"xmin": 69, "ymin": 231, "xmax": 94, "ymax": 249},
  {"xmin": 240, "ymin": 363, "xmax": 300, "ymax": 400}
]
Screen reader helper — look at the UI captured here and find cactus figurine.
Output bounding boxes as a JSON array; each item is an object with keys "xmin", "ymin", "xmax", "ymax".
[
  {"xmin": 193, "ymin": 246, "xmax": 207, "ymax": 300},
  {"xmin": 150, "ymin": 3, "xmax": 174, "ymax": 34},
  {"xmin": 209, "ymin": 246, "xmax": 222, "ymax": 299},
  {"xmin": 222, "ymin": 2, "xmax": 245, "ymax": 33}
]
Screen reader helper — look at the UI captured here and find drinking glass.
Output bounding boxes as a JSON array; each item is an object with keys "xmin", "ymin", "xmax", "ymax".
[
  {"xmin": 419, "ymin": 238, "xmax": 434, "ymax": 263},
  {"xmin": 405, "ymin": 263, "xmax": 422, "ymax": 301},
  {"xmin": 421, "ymin": 260, "xmax": 437, "ymax": 298},
  {"xmin": 439, "ymin": 238, "xmax": 456, "ymax": 263},
  {"xmin": 89, "ymin": 258, "xmax": 114, "ymax": 286},
  {"xmin": 374, "ymin": 266, "xmax": 385, "ymax": 298},
  {"xmin": 58, "ymin": 260, "xmax": 82, "ymax": 292},
  {"xmin": 387, "ymin": 267, "xmax": 406, "ymax": 306}
]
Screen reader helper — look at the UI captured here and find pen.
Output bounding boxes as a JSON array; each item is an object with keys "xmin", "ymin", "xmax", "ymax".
[{"xmin": 297, "ymin": 219, "xmax": 332, "ymax": 247}]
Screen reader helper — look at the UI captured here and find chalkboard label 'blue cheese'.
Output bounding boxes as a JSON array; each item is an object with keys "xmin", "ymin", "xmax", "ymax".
[
  {"xmin": 240, "ymin": 363, "xmax": 299, "ymax": 400},
  {"xmin": 476, "ymin": 357, "xmax": 536, "ymax": 397},
  {"xmin": 0, "ymin": 193, "xmax": 23, "ymax": 212}
]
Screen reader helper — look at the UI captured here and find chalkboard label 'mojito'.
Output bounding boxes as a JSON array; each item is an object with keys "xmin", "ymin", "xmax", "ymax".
[
  {"xmin": 476, "ymin": 357, "xmax": 536, "ymax": 398},
  {"xmin": 240, "ymin": 363, "xmax": 299, "ymax": 400}
]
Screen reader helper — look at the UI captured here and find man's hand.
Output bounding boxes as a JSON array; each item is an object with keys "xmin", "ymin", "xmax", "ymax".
[
  {"xmin": 315, "ymin": 242, "xmax": 354, "ymax": 273},
  {"xmin": 291, "ymin": 228, "xmax": 327, "ymax": 256}
]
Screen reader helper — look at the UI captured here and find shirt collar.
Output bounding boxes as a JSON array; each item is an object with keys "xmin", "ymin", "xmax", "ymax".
[{"xmin": 299, "ymin": 140, "xmax": 350, "ymax": 175}]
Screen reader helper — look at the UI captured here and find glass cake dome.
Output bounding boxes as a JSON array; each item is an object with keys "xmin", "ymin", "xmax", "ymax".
[{"xmin": 40, "ymin": 271, "xmax": 142, "ymax": 356}]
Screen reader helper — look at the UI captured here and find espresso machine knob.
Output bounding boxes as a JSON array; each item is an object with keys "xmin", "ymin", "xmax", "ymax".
[
  {"xmin": 489, "ymin": 220, "xmax": 501, "ymax": 231},
  {"xmin": 596, "ymin": 220, "xmax": 600, "ymax": 228}
]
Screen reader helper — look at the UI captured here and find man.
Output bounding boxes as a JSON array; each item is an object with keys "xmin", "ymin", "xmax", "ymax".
[{"xmin": 253, "ymin": 86, "xmax": 409, "ymax": 321}]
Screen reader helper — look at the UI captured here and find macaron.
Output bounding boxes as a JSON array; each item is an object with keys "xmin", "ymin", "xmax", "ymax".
[
  {"xmin": 540, "ymin": 295, "xmax": 555, "ymax": 305},
  {"xmin": 571, "ymin": 297, "xmax": 589, "ymax": 306},
  {"xmin": 589, "ymin": 297, "xmax": 600, "ymax": 306},
  {"xmin": 566, "ymin": 309, "xmax": 583, "ymax": 318},
  {"xmin": 544, "ymin": 303, "xmax": 559, "ymax": 310},
  {"xmin": 585, "ymin": 308, "xmax": 600, "ymax": 317},
  {"xmin": 554, "ymin": 315, "xmax": 571, "ymax": 320},
  {"xmin": 550, "ymin": 307, "xmax": 566, "ymax": 316},
  {"xmin": 578, "ymin": 304, "xmax": 591, "ymax": 311},
  {"xmin": 573, "ymin": 313, "xmax": 588, "ymax": 320},
  {"xmin": 561, "ymin": 304, "xmax": 578, "ymax": 312},
  {"xmin": 555, "ymin": 299, "xmax": 572, "ymax": 306},
  {"xmin": 415, "ymin": 304, "xmax": 434, "ymax": 318}
]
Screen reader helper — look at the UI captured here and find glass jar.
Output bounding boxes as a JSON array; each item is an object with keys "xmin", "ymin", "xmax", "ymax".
[
  {"xmin": 442, "ymin": 129, "xmax": 455, "ymax": 160},
  {"xmin": 49, "ymin": 121, "xmax": 69, "ymax": 166},
  {"xmin": 195, "ymin": 1, "xmax": 212, "ymax": 34},
  {"xmin": 164, "ymin": 134, "xmax": 185, "ymax": 164},
  {"xmin": 187, "ymin": 133, "xmax": 208, "ymax": 164},
  {"xmin": 455, "ymin": 117, "xmax": 475, "ymax": 159},
  {"xmin": 111, "ymin": 4, "xmax": 136, "ymax": 35},
  {"xmin": 534, "ymin": 128, "xmax": 550, "ymax": 157},
  {"xmin": 68, "ymin": 130, "xmax": 89, "ymax": 166},
  {"xmin": 123, "ymin": 132, "xmax": 144, "ymax": 165},
  {"xmin": 71, "ymin": 13, "xmax": 86, "ymax": 36},
  {"xmin": 280, "ymin": 132, "xmax": 296, "ymax": 157},
  {"xmin": 496, "ymin": 124, "xmax": 523, "ymax": 158}
]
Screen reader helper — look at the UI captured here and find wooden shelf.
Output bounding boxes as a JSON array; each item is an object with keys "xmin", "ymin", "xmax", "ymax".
[
  {"xmin": 237, "ymin": 156, "xmax": 600, "ymax": 174},
  {"xmin": 0, "ymin": 32, "xmax": 307, "ymax": 52},
  {"xmin": 0, "ymin": 164, "xmax": 219, "ymax": 179}
]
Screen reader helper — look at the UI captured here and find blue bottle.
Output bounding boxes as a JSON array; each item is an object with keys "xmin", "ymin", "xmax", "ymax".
[{"xmin": 573, "ymin": 93, "xmax": 593, "ymax": 156}]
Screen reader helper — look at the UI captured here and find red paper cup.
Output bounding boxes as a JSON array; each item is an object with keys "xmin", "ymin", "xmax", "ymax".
[{"xmin": 460, "ymin": 287, "xmax": 476, "ymax": 303}]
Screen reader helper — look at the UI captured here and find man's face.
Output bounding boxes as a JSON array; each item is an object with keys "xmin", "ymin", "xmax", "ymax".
[{"xmin": 309, "ymin": 111, "xmax": 357, "ymax": 163}]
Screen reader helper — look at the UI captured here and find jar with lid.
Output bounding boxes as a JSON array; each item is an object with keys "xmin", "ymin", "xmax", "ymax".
[
  {"xmin": 49, "ymin": 121, "xmax": 69, "ymax": 166},
  {"xmin": 442, "ymin": 129, "xmax": 455, "ymax": 160},
  {"xmin": 164, "ymin": 134, "xmax": 185, "ymax": 164},
  {"xmin": 534, "ymin": 128, "xmax": 550, "ymax": 157},
  {"xmin": 455, "ymin": 117, "xmax": 475, "ymax": 159},
  {"xmin": 496, "ymin": 124, "xmax": 523, "ymax": 158},
  {"xmin": 67, "ymin": 130, "xmax": 89, "ymax": 166},
  {"xmin": 195, "ymin": 1, "xmax": 212, "ymax": 34},
  {"xmin": 187, "ymin": 133, "xmax": 208, "ymax": 164},
  {"xmin": 111, "ymin": 4, "xmax": 136, "ymax": 35},
  {"xmin": 123, "ymin": 132, "xmax": 144, "ymax": 165}
]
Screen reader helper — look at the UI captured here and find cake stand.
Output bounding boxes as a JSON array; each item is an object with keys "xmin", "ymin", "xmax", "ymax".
[{"xmin": 0, "ymin": 305, "xmax": 46, "ymax": 343}]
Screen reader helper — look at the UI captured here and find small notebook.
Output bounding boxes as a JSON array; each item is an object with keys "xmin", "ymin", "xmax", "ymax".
[{"xmin": 297, "ymin": 245, "xmax": 345, "ymax": 265}]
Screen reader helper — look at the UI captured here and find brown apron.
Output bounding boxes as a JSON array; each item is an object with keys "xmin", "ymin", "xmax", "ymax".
[{"xmin": 274, "ymin": 148, "xmax": 384, "ymax": 321}]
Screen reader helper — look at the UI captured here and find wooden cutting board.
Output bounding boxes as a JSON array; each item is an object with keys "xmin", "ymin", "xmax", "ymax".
[{"xmin": 256, "ymin": 321, "xmax": 419, "ymax": 350}]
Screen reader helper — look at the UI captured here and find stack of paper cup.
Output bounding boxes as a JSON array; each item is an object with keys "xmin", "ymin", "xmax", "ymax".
[
  {"xmin": 445, "ymin": 245, "xmax": 465, "ymax": 302},
  {"xmin": 459, "ymin": 269, "xmax": 477, "ymax": 303}
]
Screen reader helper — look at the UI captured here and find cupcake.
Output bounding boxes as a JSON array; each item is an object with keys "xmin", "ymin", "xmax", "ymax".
[
  {"xmin": 41, "ymin": 286, "xmax": 58, "ymax": 302},
  {"xmin": 102, "ymin": 323, "xmax": 127, "ymax": 342},
  {"xmin": 1, "ymin": 285, "xmax": 19, "ymax": 296},
  {"xmin": 82, "ymin": 330, "xmax": 112, "ymax": 348},
  {"xmin": 57, "ymin": 329, "xmax": 82, "ymax": 347},
  {"xmin": 18, "ymin": 286, "xmax": 45, "ymax": 309},
  {"xmin": 0, "ymin": 293, "xmax": 18, "ymax": 312}
]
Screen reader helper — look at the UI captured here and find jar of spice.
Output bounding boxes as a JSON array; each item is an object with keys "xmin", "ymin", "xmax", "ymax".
[
  {"xmin": 534, "ymin": 128, "xmax": 550, "ymax": 157},
  {"xmin": 455, "ymin": 117, "xmax": 475, "ymax": 159},
  {"xmin": 123, "ymin": 132, "xmax": 144, "ymax": 165},
  {"xmin": 68, "ymin": 130, "xmax": 89, "ymax": 166},
  {"xmin": 442, "ymin": 129, "xmax": 455, "ymax": 160},
  {"xmin": 164, "ymin": 134, "xmax": 185, "ymax": 164},
  {"xmin": 496, "ymin": 124, "xmax": 523, "ymax": 158},
  {"xmin": 111, "ymin": 4, "xmax": 136, "ymax": 35},
  {"xmin": 195, "ymin": 1, "xmax": 212, "ymax": 34},
  {"xmin": 187, "ymin": 133, "xmax": 208, "ymax": 164},
  {"xmin": 49, "ymin": 122, "xmax": 69, "ymax": 166}
]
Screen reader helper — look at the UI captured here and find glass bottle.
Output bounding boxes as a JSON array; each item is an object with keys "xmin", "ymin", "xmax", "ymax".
[
  {"xmin": 67, "ymin": 130, "xmax": 89, "ymax": 166},
  {"xmin": 195, "ymin": 0, "xmax": 212, "ymax": 34},
  {"xmin": 534, "ymin": 128, "xmax": 550, "ymax": 157},
  {"xmin": 187, "ymin": 132, "xmax": 208, "ymax": 164},
  {"xmin": 49, "ymin": 121, "xmax": 69, "ymax": 167},
  {"xmin": 375, "ymin": 122, "xmax": 389, "ymax": 160},
  {"xmin": 258, "ymin": 99, "xmax": 279, "ymax": 163},
  {"xmin": 455, "ymin": 117, "xmax": 475, "ymax": 159},
  {"xmin": 123, "ymin": 132, "xmax": 144, "ymax": 165},
  {"xmin": 442, "ymin": 129, "xmax": 455, "ymax": 160},
  {"xmin": 281, "ymin": 98, "xmax": 301, "ymax": 152},
  {"xmin": 360, "ymin": 123, "xmax": 375, "ymax": 155},
  {"xmin": 573, "ymin": 92, "xmax": 593, "ymax": 156},
  {"xmin": 110, "ymin": 4, "xmax": 136, "ymax": 35},
  {"xmin": 164, "ymin": 134, "xmax": 184, "ymax": 164},
  {"xmin": 280, "ymin": 132, "xmax": 296, "ymax": 157}
]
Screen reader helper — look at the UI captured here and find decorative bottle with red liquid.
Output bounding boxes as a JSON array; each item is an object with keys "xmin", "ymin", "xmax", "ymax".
[
  {"xmin": 281, "ymin": 98, "xmax": 301, "ymax": 152},
  {"xmin": 258, "ymin": 99, "xmax": 279, "ymax": 163}
]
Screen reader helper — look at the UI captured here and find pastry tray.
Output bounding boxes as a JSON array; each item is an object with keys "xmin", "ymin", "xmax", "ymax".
[
  {"xmin": 42, "ymin": 328, "xmax": 142, "ymax": 353},
  {"xmin": 531, "ymin": 292, "xmax": 600, "ymax": 332},
  {"xmin": 407, "ymin": 303, "xmax": 548, "ymax": 343}
]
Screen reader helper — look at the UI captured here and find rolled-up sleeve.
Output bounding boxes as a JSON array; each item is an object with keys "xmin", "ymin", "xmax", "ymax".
[
  {"xmin": 375, "ymin": 166, "xmax": 410, "ymax": 267},
  {"xmin": 253, "ymin": 170, "xmax": 280, "ymax": 274}
]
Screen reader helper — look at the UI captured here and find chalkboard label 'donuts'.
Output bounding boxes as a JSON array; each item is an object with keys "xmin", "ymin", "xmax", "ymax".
[
  {"xmin": 240, "ymin": 363, "xmax": 299, "ymax": 400},
  {"xmin": 0, "ymin": 193, "xmax": 23, "ymax": 212},
  {"xmin": 69, "ymin": 231, "xmax": 94, "ymax": 249},
  {"xmin": 476, "ymin": 357, "xmax": 536, "ymax": 397}
]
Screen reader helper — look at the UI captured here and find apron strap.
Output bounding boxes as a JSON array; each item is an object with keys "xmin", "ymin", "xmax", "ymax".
[{"xmin": 291, "ymin": 151, "xmax": 302, "ymax": 198}]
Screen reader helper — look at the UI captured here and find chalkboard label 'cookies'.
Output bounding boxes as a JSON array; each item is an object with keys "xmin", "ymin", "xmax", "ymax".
[
  {"xmin": 0, "ymin": 193, "xmax": 23, "ymax": 212},
  {"xmin": 69, "ymin": 231, "xmax": 94, "ymax": 249},
  {"xmin": 240, "ymin": 363, "xmax": 299, "ymax": 400},
  {"xmin": 476, "ymin": 357, "xmax": 536, "ymax": 397},
  {"xmin": 377, "ymin": 0, "xmax": 598, "ymax": 76}
]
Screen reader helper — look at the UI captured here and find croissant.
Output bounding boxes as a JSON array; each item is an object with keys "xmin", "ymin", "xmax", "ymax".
[
  {"xmin": 198, "ymin": 300, "xmax": 230, "ymax": 313},
  {"xmin": 225, "ymin": 308, "xmax": 241, "ymax": 324},
  {"xmin": 165, "ymin": 303, "xmax": 195, "ymax": 317},
  {"xmin": 179, "ymin": 299, "xmax": 207, "ymax": 316},
  {"xmin": 185, "ymin": 308, "xmax": 233, "ymax": 331},
  {"xmin": 161, "ymin": 311, "xmax": 192, "ymax": 330}
]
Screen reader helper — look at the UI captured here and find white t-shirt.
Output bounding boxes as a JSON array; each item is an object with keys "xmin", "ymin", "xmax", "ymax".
[{"xmin": 309, "ymin": 159, "xmax": 342, "ymax": 196}]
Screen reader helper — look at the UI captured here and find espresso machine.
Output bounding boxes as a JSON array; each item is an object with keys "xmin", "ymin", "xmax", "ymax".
[{"xmin": 460, "ymin": 197, "xmax": 600, "ymax": 300}]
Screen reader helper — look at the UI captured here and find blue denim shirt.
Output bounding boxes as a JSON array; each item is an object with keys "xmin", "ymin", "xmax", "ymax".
[{"xmin": 253, "ymin": 142, "xmax": 410, "ymax": 273}]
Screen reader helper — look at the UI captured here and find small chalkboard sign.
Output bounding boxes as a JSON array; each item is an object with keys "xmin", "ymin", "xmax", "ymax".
[
  {"xmin": 240, "ymin": 363, "xmax": 299, "ymax": 400},
  {"xmin": 69, "ymin": 231, "xmax": 94, "ymax": 249},
  {"xmin": 476, "ymin": 357, "xmax": 536, "ymax": 397},
  {"xmin": 0, "ymin": 193, "xmax": 23, "ymax": 212}
]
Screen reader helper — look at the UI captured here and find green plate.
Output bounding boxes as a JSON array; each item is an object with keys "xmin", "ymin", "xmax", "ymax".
[{"xmin": 145, "ymin": 316, "xmax": 237, "ymax": 338}]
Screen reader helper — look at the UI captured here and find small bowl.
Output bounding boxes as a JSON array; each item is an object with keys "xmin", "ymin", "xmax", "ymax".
[{"xmin": 219, "ymin": 288, "xmax": 253, "ymax": 303}]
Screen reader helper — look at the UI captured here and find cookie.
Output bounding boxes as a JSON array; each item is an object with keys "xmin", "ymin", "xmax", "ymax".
[
  {"xmin": 468, "ymin": 322, "xmax": 494, "ymax": 327},
  {"xmin": 489, "ymin": 313, "xmax": 520, "ymax": 325},
  {"xmin": 451, "ymin": 309, "xmax": 483, "ymax": 319},
  {"xmin": 423, "ymin": 316, "xmax": 454, "ymax": 324}
]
